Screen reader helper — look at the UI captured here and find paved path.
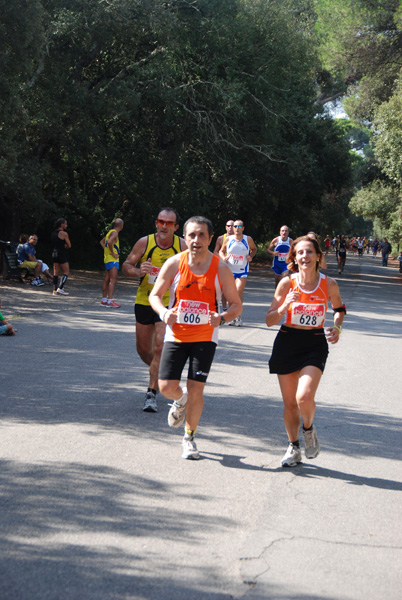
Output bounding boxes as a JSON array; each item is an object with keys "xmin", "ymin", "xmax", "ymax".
[{"xmin": 0, "ymin": 253, "xmax": 401, "ymax": 599}]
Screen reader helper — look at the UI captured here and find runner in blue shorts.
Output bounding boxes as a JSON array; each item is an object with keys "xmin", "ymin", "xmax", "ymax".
[{"xmin": 267, "ymin": 225, "xmax": 293, "ymax": 288}]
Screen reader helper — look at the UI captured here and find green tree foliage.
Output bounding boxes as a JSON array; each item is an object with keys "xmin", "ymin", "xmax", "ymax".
[
  {"xmin": 350, "ymin": 82, "xmax": 402, "ymax": 246},
  {"xmin": 1, "ymin": 0, "xmax": 354, "ymax": 266},
  {"xmin": 373, "ymin": 83, "xmax": 402, "ymax": 183},
  {"xmin": 0, "ymin": 0, "xmax": 45, "ymax": 240},
  {"xmin": 315, "ymin": 0, "xmax": 402, "ymax": 245},
  {"xmin": 349, "ymin": 180, "xmax": 402, "ymax": 244},
  {"xmin": 315, "ymin": 0, "xmax": 402, "ymax": 120}
]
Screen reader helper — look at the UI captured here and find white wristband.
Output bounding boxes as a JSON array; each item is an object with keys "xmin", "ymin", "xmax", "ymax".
[{"xmin": 159, "ymin": 308, "xmax": 168, "ymax": 322}]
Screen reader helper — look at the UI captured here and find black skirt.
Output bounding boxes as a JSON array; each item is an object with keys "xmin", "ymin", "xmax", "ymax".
[{"xmin": 269, "ymin": 325, "xmax": 329, "ymax": 375}]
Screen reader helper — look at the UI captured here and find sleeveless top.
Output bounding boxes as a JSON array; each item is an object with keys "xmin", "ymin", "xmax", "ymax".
[
  {"xmin": 104, "ymin": 229, "xmax": 120, "ymax": 264},
  {"xmin": 285, "ymin": 272, "xmax": 329, "ymax": 328},
  {"xmin": 165, "ymin": 252, "xmax": 222, "ymax": 344},
  {"xmin": 338, "ymin": 240, "xmax": 347, "ymax": 254},
  {"xmin": 135, "ymin": 234, "xmax": 181, "ymax": 306},
  {"xmin": 226, "ymin": 235, "xmax": 250, "ymax": 275},
  {"xmin": 273, "ymin": 237, "xmax": 291, "ymax": 269},
  {"xmin": 51, "ymin": 230, "xmax": 67, "ymax": 256}
]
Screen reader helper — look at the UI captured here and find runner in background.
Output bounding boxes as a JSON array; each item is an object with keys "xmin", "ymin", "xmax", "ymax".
[
  {"xmin": 219, "ymin": 219, "xmax": 256, "ymax": 326},
  {"xmin": 122, "ymin": 208, "xmax": 187, "ymax": 412},
  {"xmin": 213, "ymin": 219, "xmax": 234, "ymax": 311},
  {"xmin": 100, "ymin": 218, "xmax": 124, "ymax": 307},
  {"xmin": 266, "ymin": 225, "xmax": 293, "ymax": 288}
]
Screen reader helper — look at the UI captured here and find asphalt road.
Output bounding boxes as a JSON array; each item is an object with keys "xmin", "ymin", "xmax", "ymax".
[{"xmin": 0, "ymin": 252, "xmax": 401, "ymax": 600}]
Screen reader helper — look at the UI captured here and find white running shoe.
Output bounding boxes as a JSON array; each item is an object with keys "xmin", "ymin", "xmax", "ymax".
[
  {"xmin": 182, "ymin": 436, "xmax": 200, "ymax": 460},
  {"xmin": 303, "ymin": 425, "xmax": 320, "ymax": 459},
  {"xmin": 143, "ymin": 391, "xmax": 158, "ymax": 413},
  {"xmin": 281, "ymin": 443, "xmax": 302, "ymax": 467},
  {"xmin": 31, "ymin": 278, "xmax": 44, "ymax": 286},
  {"xmin": 235, "ymin": 317, "xmax": 243, "ymax": 327},
  {"xmin": 167, "ymin": 388, "xmax": 188, "ymax": 428},
  {"xmin": 56, "ymin": 288, "xmax": 69, "ymax": 296}
]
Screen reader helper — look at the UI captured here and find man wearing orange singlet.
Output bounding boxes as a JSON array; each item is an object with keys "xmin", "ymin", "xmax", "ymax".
[{"xmin": 149, "ymin": 216, "xmax": 241, "ymax": 460}]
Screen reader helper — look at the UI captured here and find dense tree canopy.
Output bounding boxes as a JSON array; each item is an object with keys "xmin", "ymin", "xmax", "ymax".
[
  {"xmin": 315, "ymin": 0, "xmax": 402, "ymax": 248},
  {"xmin": 1, "ymin": 0, "xmax": 357, "ymax": 266}
]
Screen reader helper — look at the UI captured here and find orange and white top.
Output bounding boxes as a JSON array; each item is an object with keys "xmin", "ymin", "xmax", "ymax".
[
  {"xmin": 285, "ymin": 272, "xmax": 329, "ymax": 328},
  {"xmin": 165, "ymin": 252, "xmax": 222, "ymax": 343}
]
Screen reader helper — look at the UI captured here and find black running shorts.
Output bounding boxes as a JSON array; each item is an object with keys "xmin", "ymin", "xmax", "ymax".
[
  {"xmin": 134, "ymin": 304, "xmax": 162, "ymax": 325},
  {"xmin": 52, "ymin": 251, "xmax": 68, "ymax": 264},
  {"xmin": 159, "ymin": 341, "xmax": 217, "ymax": 383},
  {"xmin": 269, "ymin": 325, "xmax": 328, "ymax": 375}
]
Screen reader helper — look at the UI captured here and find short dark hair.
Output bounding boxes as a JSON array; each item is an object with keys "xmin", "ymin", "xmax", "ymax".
[
  {"xmin": 183, "ymin": 216, "xmax": 214, "ymax": 236},
  {"xmin": 158, "ymin": 207, "xmax": 180, "ymax": 224},
  {"xmin": 55, "ymin": 218, "xmax": 67, "ymax": 229}
]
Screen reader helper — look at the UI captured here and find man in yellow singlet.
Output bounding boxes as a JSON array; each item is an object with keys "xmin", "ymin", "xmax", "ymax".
[
  {"xmin": 100, "ymin": 218, "xmax": 124, "ymax": 308},
  {"xmin": 213, "ymin": 219, "xmax": 234, "ymax": 311},
  {"xmin": 122, "ymin": 208, "xmax": 187, "ymax": 412},
  {"xmin": 213, "ymin": 219, "xmax": 234, "ymax": 256}
]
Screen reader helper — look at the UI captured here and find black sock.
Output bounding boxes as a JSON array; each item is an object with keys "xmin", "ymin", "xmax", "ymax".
[
  {"xmin": 53, "ymin": 276, "xmax": 59, "ymax": 290},
  {"xmin": 148, "ymin": 388, "xmax": 157, "ymax": 395},
  {"xmin": 291, "ymin": 440, "xmax": 300, "ymax": 447},
  {"xmin": 59, "ymin": 274, "xmax": 68, "ymax": 289},
  {"xmin": 303, "ymin": 424, "xmax": 313, "ymax": 432}
]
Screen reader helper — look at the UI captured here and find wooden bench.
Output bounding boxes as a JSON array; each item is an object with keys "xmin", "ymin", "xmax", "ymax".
[{"xmin": 0, "ymin": 241, "xmax": 34, "ymax": 282}]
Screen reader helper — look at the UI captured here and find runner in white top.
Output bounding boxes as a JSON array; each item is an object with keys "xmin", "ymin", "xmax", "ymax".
[{"xmin": 219, "ymin": 219, "xmax": 256, "ymax": 326}]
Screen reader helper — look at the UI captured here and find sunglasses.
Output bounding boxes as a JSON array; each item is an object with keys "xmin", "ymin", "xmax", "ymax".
[
  {"xmin": 156, "ymin": 219, "xmax": 176, "ymax": 227},
  {"xmin": 233, "ymin": 225, "xmax": 243, "ymax": 228},
  {"xmin": 226, "ymin": 224, "xmax": 234, "ymax": 228}
]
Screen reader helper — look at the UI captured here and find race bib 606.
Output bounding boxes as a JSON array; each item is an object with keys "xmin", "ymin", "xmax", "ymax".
[
  {"xmin": 290, "ymin": 303, "xmax": 326, "ymax": 327},
  {"xmin": 176, "ymin": 300, "xmax": 209, "ymax": 325}
]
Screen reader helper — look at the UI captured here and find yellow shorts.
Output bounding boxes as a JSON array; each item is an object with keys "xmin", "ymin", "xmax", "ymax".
[{"xmin": 18, "ymin": 261, "xmax": 37, "ymax": 269}]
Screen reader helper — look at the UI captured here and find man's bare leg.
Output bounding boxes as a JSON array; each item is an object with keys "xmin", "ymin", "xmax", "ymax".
[{"xmin": 136, "ymin": 320, "xmax": 166, "ymax": 412}]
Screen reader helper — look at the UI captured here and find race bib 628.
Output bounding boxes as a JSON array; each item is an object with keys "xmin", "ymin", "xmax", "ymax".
[{"xmin": 290, "ymin": 303, "xmax": 326, "ymax": 327}]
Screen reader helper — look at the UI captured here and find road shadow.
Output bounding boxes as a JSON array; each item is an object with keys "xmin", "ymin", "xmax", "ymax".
[
  {"xmin": 288, "ymin": 462, "xmax": 402, "ymax": 491},
  {"xmin": 0, "ymin": 460, "xmax": 237, "ymax": 600}
]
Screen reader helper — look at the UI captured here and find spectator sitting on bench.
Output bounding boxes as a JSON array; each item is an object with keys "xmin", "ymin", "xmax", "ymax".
[
  {"xmin": 0, "ymin": 300, "xmax": 16, "ymax": 336},
  {"xmin": 17, "ymin": 233, "xmax": 29, "ymax": 255},
  {"xmin": 17, "ymin": 234, "xmax": 53, "ymax": 286}
]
